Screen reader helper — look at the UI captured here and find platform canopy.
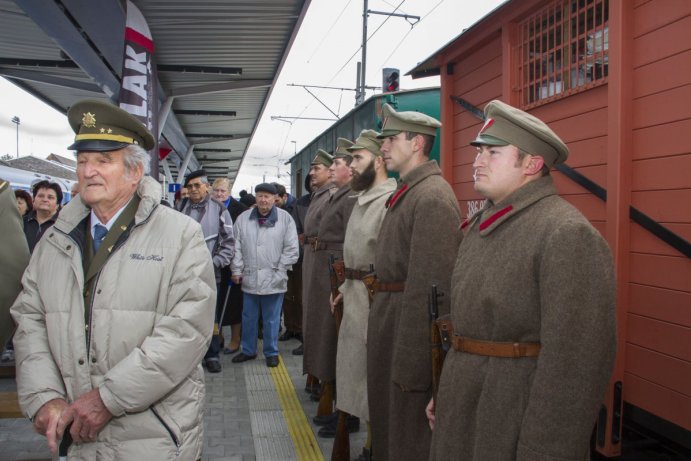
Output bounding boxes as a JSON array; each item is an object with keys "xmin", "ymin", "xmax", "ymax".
[{"xmin": 0, "ymin": 0, "xmax": 310, "ymax": 184}]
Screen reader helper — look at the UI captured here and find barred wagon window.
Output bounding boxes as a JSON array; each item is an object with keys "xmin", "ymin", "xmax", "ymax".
[{"xmin": 518, "ymin": 0, "xmax": 609, "ymax": 108}]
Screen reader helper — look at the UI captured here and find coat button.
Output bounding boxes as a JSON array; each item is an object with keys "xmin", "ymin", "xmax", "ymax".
[
  {"xmin": 78, "ymin": 359, "xmax": 85, "ymax": 365},
  {"xmin": 66, "ymin": 245, "xmax": 72, "ymax": 250},
  {"xmin": 91, "ymin": 357, "xmax": 97, "ymax": 363},
  {"xmin": 97, "ymin": 289, "xmax": 102, "ymax": 294}
]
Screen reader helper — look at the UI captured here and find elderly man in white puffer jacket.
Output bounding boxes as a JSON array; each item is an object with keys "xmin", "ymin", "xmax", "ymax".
[{"xmin": 230, "ymin": 182, "xmax": 299, "ymax": 368}]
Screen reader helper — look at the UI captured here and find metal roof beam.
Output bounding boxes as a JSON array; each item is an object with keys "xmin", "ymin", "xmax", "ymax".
[
  {"xmin": 158, "ymin": 64, "xmax": 242, "ymax": 75},
  {"xmin": 170, "ymin": 80, "xmax": 272, "ymax": 98},
  {"xmin": 0, "ymin": 68, "xmax": 101, "ymax": 93},
  {"xmin": 174, "ymin": 110, "xmax": 237, "ymax": 117}
]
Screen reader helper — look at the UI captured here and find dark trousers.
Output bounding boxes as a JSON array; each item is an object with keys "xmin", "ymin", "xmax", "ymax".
[
  {"xmin": 283, "ymin": 265, "xmax": 303, "ymax": 333},
  {"xmin": 204, "ymin": 282, "xmax": 223, "ymax": 360}
]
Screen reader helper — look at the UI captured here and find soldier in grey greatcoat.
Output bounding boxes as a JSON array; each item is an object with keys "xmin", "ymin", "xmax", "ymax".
[
  {"xmin": 0, "ymin": 179, "xmax": 30, "ymax": 347},
  {"xmin": 301, "ymin": 150, "xmax": 337, "ymax": 365},
  {"xmin": 367, "ymin": 104, "xmax": 462, "ymax": 461},
  {"xmin": 334, "ymin": 130, "xmax": 396, "ymax": 459},
  {"xmin": 427, "ymin": 100, "xmax": 616, "ymax": 461}
]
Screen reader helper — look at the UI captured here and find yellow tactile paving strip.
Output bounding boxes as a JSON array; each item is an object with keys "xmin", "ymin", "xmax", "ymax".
[{"xmin": 269, "ymin": 356, "xmax": 325, "ymax": 461}]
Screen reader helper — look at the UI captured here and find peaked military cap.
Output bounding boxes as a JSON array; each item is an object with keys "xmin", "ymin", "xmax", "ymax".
[
  {"xmin": 470, "ymin": 100, "xmax": 569, "ymax": 167},
  {"xmin": 334, "ymin": 137, "xmax": 354, "ymax": 159},
  {"xmin": 311, "ymin": 149, "xmax": 333, "ymax": 167},
  {"xmin": 67, "ymin": 99, "xmax": 155, "ymax": 152},
  {"xmin": 377, "ymin": 103, "xmax": 441, "ymax": 138},
  {"xmin": 347, "ymin": 129, "xmax": 384, "ymax": 156},
  {"xmin": 184, "ymin": 169, "xmax": 208, "ymax": 186}
]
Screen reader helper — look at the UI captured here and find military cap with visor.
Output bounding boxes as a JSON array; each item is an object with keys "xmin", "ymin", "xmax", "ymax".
[
  {"xmin": 377, "ymin": 103, "xmax": 441, "ymax": 138},
  {"xmin": 311, "ymin": 149, "xmax": 334, "ymax": 167},
  {"xmin": 334, "ymin": 137, "xmax": 354, "ymax": 160},
  {"xmin": 347, "ymin": 129, "xmax": 384, "ymax": 157},
  {"xmin": 470, "ymin": 100, "xmax": 569, "ymax": 167},
  {"xmin": 67, "ymin": 99, "xmax": 155, "ymax": 152}
]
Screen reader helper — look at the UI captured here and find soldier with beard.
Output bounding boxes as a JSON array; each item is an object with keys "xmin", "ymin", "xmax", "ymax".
[{"xmin": 333, "ymin": 130, "xmax": 396, "ymax": 460}]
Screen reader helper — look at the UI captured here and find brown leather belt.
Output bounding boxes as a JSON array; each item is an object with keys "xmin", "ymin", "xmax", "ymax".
[
  {"xmin": 372, "ymin": 280, "xmax": 405, "ymax": 293},
  {"xmin": 344, "ymin": 268, "xmax": 373, "ymax": 280},
  {"xmin": 314, "ymin": 241, "xmax": 343, "ymax": 251},
  {"xmin": 451, "ymin": 335, "xmax": 541, "ymax": 358}
]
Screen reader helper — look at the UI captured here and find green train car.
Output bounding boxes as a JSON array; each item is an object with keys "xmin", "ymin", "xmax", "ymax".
[{"xmin": 287, "ymin": 87, "xmax": 440, "ymax": 197}]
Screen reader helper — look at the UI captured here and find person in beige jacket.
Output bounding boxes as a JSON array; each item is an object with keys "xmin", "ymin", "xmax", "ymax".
[
  {"xmin": 334, "ymin": 129, "xmax": 396, "ymax": 460},
  {"xmin": 11, "ymin": 100, "xmax": 216, "ymax": 460}
]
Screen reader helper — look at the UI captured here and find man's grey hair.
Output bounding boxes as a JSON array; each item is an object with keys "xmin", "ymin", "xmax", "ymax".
[{"xmin": 123, "ymin": 144, "xmax": 151, "ymax": 176}]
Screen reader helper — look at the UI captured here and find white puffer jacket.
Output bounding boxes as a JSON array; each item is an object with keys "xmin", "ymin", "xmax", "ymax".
[
  {"xmin": 11, "ymin": 176, "xmax": 216, "ymax": 460},
  {"xmin": 231, "ymin": 206, "xmax": 299, "ymax": 295}
]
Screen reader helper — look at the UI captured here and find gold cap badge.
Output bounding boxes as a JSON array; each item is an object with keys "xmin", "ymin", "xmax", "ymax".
[{"xmin": 82, "ymin": 112, "xmax": 97, "ymax": 128}]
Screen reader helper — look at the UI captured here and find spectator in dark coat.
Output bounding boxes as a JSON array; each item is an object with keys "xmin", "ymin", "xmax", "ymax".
[
  {"xmin": 23, "ymin": 180, "xmax": 62, "ymax": 253},
  {"xmin": 15, "ymin": 189, "xmax": 33, "ymax": 217}
]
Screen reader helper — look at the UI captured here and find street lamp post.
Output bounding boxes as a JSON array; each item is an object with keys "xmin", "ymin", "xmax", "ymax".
[{"xmin": 11, "ymin": 116, "xmax": 20, "ymax": 158}]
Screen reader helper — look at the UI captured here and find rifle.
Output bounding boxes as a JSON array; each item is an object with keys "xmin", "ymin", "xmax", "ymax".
[
  {"xmin": 329, "ymin": 254, "xmax": 350, "ymax": 461},
  {"xmin": 429, "ymin": 284, "xmax": 446, "ymax": 402},
  {"xmin": 328, "ymin": 255, "xmax": 345, "ymax": 329}
]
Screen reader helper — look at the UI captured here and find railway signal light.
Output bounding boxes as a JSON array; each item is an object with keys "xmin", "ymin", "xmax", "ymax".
[{"xmin": 383, "ymin": 68, "xmax": 400, "ymax": 93}]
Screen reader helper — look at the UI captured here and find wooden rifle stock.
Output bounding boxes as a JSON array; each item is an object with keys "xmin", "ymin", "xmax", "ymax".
[
  {"xmin": 329, "ymin": 256, "xmax": 345, "ymax": 329},
  {"xmin": 328, "ymin": 254, "xmax": 350, "ymax": 460},
  {"xmin": 429, "ymin": 285, "xmax": 445, "ymax": 402}
]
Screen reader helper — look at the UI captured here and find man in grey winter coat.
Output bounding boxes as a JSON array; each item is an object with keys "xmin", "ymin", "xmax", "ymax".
[
  {"xmin": 11, "ymin": 100, "xmax": 215, "ymax": 460},
  {"xmin": 181, "ymin": 169, "xmax": 235, "ymax": 373},
  {"xmin": 427, "ymin": 100, "xmax": 616, "ymax": 461},
  {"xmin": 231, "ymin": 183, "xmax": 299, "ymax": 367}
]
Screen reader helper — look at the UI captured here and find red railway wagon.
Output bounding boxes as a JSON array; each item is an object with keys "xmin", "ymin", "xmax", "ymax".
[{"xmin": 410, "ymin": 0, "xmax": 690, "ymax": 457}]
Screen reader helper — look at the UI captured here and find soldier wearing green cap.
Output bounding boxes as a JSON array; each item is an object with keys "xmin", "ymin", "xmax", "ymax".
[
  {"xmin": 300, "ymin": 149, "xmax": 337, "ymax": 362},
  {"xmin": 428, "ymin": 100, "xmax": 616, "ymax": 461},
  {"xmin": 367, "ymin": 104, "xmax": 462, "ymax": 461},
  {"xmin": 303, "ymin": 144, "xmax": 360, "ymax": 436},
  {"xmin": 332, "ymin": 129, "xmax": 396, "ymax": 459},
  {"xmin": 11, "ymin": 99, "xmax": 215, "ymax": 460}
]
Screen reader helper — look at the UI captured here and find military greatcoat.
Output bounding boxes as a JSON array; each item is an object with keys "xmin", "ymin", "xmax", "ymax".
[
  {"xmin": 367, "ymin": 161, "xmax": 461, "ymax": 461},
  {"xmin": 303, "ymin": 183, "xmax": 356, "ymax": 381},
  {"xmin": 336, "ymin": 178, "xmax": 396, "ymax": 420},
  {"xmin": 429, "ymin": 176, "xmax": 616, "ymax": 461},
  {"xmin": 301, "ymin": 182, "xmax": 336, "ymax": 369}
]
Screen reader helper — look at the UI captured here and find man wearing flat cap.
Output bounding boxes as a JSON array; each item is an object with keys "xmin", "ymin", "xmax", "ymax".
[
  {"xmin": 427, "ymin": 100, "xmax": 616, "ymax": 461},
  {"xmin": 11, "ymin": 99, "xmax": 216, "ymax": 459},
  {"xmin": 230, "ymin": 183, "xmax": 299, "ymax": 367},
  {"xmin": 367, "ymin": 104, "xmax": 462, "ymax": 461},
  {"xmin": 304, "ymin": 139, "xmax": 360, "ymax": 437},
  {"xmin": 300, "ymin": 149, "xmax": 336, "ymax": 365},
  {"xmin": 334, "ymin": 129, "xmax": 397, "ymax": 459},
  {"xmin": 180, "ymin": 169, "xmax": 235, "ymax": 373}
]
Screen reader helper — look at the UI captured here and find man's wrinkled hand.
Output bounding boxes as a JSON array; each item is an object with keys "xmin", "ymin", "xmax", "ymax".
[
  {"xmin": 56, "ymin": 389, "xmax": 113, "ymax": 446},
  {"xmin": 33, "ymin": 398, "xmax": 68, "ymax": 454}
]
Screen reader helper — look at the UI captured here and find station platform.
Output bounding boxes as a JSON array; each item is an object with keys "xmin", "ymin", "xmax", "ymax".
[{"xmin": 0, "ymin": 336, "xmax": 367, "ymax": 460}]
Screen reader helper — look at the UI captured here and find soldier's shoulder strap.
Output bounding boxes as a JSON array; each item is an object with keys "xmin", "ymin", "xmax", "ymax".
[{"xmin": 0, "ymin": 178, "xmax": 9, "ymax": 193}]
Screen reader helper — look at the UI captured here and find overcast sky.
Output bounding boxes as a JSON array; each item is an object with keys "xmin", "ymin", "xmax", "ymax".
[{"xmin": 0, "ymin": 0, "xmax": 506, "ymax": 194}]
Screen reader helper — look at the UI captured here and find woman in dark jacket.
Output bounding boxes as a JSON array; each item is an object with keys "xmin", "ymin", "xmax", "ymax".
[{"xmin": 14, "ymin": 189, "xmax": 33, "ymax": 217}]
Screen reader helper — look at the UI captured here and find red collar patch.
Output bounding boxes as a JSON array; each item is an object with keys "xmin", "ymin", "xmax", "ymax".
[
  {"xmin": 386, "ymin": 184, "xmax": 409, "ymax": 209},
  {"xmin": 479, "ymin": 205, "xmax": 513, "ymax": 231},
  {"xmin": 460, "ymin": 218, "xmax": 470, "ymax": 229}
]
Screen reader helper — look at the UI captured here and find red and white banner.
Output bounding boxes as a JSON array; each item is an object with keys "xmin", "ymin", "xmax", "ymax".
[{"xmin": 119, "ymin": 0, "xmax": 159, "ymax": 175}]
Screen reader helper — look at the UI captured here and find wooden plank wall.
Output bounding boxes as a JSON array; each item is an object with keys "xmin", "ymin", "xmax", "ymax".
[
  {"xmin": 450, "ymin": 33, "xmax": 503, "ymax": 218},
  {"xmin": 626, "ymin": 0, "xmax": 691, "ymax": 431}
]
